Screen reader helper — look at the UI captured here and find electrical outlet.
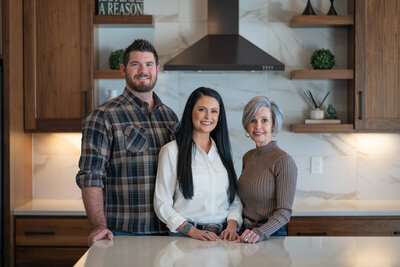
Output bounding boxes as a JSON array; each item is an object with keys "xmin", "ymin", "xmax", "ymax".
[{"xmin": 311, "ymin": 156, "xmax": 323, "ymax": 174}]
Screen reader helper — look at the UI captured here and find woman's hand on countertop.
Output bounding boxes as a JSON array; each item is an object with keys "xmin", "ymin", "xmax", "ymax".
[
  {"xmin": 237, "ymin": 229, "xmax": 259, "ymax": 243},
  {"xmin": 188, "ymin": 227, "xmax": 219, "ymax": 241},
  {"xmin": 220, "ymin": 219, "xmax": 239, "ymax": 241}
]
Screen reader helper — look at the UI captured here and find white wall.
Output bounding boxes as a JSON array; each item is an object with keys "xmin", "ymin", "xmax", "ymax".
[{"xmin": 32, "ymin": 0, "xmax": 400, "ymax": 200}]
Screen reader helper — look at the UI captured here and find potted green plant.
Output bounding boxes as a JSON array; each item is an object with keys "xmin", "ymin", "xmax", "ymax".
[
  {"xmin": 109, "ymin": 49, "xmax": 124, "ymax": 70},
  {"xmin": 310, "ymin": 48, "xmax": 335, "ymax": 69}
]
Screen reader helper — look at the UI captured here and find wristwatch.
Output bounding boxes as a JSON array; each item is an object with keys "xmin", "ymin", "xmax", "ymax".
[{"xmin": 182, "ymin": 223, "xmax": 193, "ymax": 235}]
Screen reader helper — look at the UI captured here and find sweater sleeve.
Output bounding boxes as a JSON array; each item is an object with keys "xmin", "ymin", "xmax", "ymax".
[
  {"xmin": 153, "ymin": 143, "xmax": 187, "ymax": 232},
  {"xmin": 227, "ymin": 192, "xmax": 243, "ymax": 227},
  {"xmin": 252, "ymin": 154, "xmax": 297, "ymax": 241}
]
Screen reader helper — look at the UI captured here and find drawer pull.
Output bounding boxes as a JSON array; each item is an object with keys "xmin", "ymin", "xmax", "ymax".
[
  {"xmin": 394, "ymin": 232, "xmax": 400, "ymax": 236},
  {"xmin": 24, "ymin": 231, "xmax": 55, "ymax": 235},
  {"xmin": 297, "ymin": 232, "xmax": 327, "ymax": 236}
]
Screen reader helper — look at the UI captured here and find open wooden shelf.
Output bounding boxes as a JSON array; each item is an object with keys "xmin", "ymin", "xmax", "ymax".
[
  {"xmin": 94, "ymin": 70, "xmax": 123, "ymax": 79},
  {"xmin": 93, "ymin": 15, "xmax": 153, "ymax": 25},
  {"xmin": 291, "ymin": 15, "xmax": 354, "ymax": 27},
  {"xmin": 291, "ymin": 69, "xmax": 354, "ymax": 80},
  {"xmin": 291, "ymin": 124, "xmax": 353, "ymax": 133}
]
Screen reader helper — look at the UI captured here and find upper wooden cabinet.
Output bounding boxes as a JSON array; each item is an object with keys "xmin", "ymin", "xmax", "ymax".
[
  {"xmin": 351, "ymin": 0, "xmax": 400, "ymax": 131},
  {"xmin": 23, "ymin": 0, "xmax": 93, "ymax": 132}
]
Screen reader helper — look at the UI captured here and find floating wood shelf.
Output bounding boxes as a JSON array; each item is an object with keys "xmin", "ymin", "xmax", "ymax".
[
  {"xmin": 291, "ymin": 15, "xmax": 354, "ymax": 27},
  {"xmin": 291, "ymin": 69, "xmax": 354, "ymax": 80},
  {"xmin": 291, "ymin": 124, "xmax": 353, "ymax": 133},
  {"xmin": 93, "ymin": 15, "xmax": 153, "ymax": 25},
  {"xmin": 94, "ymin": 70, "xmax": 124, "ymax": 79}
]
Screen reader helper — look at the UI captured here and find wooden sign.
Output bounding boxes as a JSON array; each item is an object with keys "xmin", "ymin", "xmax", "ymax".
[{"xmin": 97, "ymin": 0, "xmax": 143, "ymax": 15}]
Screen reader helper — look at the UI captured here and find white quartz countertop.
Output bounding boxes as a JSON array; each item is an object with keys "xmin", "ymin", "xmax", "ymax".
[
  {"xmin": 74, "ymin": 235, "xmax": 400, "ymax": 267},
  {"xmin": 13, "ymin": 199, "xmax": 400, "ymax": 216},
  {"xmin": 14, "ymin": 199, "xmax": 86, "ymax": 216},
  {"xmin": 292, "ymin": 199, "xmax": 400, "ymax": 216}
]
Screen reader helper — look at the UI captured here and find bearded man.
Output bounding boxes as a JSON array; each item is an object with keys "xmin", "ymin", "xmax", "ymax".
[{"xmin": 76, "ymin": 39, "xmax": 179, "ymax": 246}]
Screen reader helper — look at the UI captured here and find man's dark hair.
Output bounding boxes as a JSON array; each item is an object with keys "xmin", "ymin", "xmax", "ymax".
[
  {"xmin": 176, "ymin": 87, "xmax": 237, "ymax": 204},
  {"xmin": 122, "ymin": 39, "xmax": 159, "ymax": 67}
]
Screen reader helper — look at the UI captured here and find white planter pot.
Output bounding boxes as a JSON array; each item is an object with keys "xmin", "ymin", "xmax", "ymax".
[{"xmin": 310, "ymin": 109, "xmax": 324, "ymax": 119}]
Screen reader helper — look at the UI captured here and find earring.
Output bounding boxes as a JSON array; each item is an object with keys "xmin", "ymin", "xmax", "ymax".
[{"xmin": 245, "ymin": 132, "xmax": 250, "ymax": 138}]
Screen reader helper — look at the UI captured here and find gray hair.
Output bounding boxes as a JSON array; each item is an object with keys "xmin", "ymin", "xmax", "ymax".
[{"xmin": 242, "ymin": 96, "xmax": 283, "ymax": 134}]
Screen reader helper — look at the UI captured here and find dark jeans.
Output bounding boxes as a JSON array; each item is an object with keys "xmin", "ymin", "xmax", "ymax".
[{"xmin": 270, "ymin": 225, "xmax": 288, "ymax": 236}]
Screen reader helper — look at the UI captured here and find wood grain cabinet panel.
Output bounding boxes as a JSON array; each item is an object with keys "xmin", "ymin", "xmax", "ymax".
[
  {"xmin": 352, "ymin": 0, "xmax": 400, "ymax": 131},
  {"xmin": 15, "ymin": 216, "xmax": 91, "ymax": 267},
  {"xmin": 23, "ymin": 0, "xmax": 93, "ymax": 131},
  {"xmin": 288, "ymin": 216, "xmax": 400, "ymax": 236},
  {"xmin": 16, "ymin": 247, "xmax": 88, "ymax": 267}
]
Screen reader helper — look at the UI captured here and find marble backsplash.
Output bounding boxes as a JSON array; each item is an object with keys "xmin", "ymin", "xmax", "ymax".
[{"xmin": 32, "ymin": 0, "xmax": 400, "ymax": 200}]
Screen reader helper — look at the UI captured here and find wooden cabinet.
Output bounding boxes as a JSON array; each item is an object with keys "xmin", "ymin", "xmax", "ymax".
[
  {"xmin": 0, "ymin": 0, "xmax": 2, "ymax": 57},
  {"xmin": 288, "ymin": 216, "xmax": 400, "ymax": 236},
  {"xmin": 351, "ymin": 0, "xmax": 400, "ymax": 131},
  {"xmin": 15, "ymin": 216, "xmax": 91, "ymax": 267},
  {"xmin": 23, "ymin": 0, "xmax": 93, "ymax": 132}
]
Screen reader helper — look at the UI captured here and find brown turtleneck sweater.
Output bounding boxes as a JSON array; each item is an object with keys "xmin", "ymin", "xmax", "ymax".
[{"xmin": 237, "ymin": 141, "xmax": 297, "ymax": 241}]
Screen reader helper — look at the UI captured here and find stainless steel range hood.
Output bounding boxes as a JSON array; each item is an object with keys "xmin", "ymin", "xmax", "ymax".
[{"xmin": 163, "ymin": 0, "xmax": 284, "ymax": 71}]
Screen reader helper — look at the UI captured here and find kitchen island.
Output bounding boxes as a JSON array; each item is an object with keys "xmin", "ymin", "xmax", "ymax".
[{"xmin": 74, "ymin": 235, "xmax": 400, "ymax": 267}]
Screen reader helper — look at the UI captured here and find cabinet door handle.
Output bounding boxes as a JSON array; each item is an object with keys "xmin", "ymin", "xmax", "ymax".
[
  {"xmin": 84, "ymin": 91, "xmax": 88, "ymax": 115},
  {"xmin": 24, "ymin": 231, "xmax": 55, "ymax": 235},
  {"xmin": 296, "ymin": 232, "xmax": 327, "ymax": 236},
  {"xmin": 358, "ymin": 91, "xmax": 364, "ymax": 120},
  {"xmin": 394, "ymin": 231, "xmax": 400, "ymax": 236}
]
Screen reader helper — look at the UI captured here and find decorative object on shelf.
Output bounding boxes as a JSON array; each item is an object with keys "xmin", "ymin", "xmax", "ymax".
[
  {"xmin": 311, "ymin": 48, "xmax": 335, "ymax": 69},
  {"xmin": 327, "ymin": 103, "xmax": 339, "ymax": 119},
  {"xmin": 96, "ymin": 0, "xmax": 143, "ymax": 15},
  {"xmin": 327, "ymin": 0, "xmax": 338, "ymax": 15},
  {"xmin": 105, "ymin": 89, "xmax": 119, "ymax": 102},
  {"xmin": 303, "ymin": 90, "xmax": 330, "ymax": 119},
  {"xmin": 302, "ymin": 0, "xmax": 316, "ymax": 15},
  {"xmin": 310, "ymin": 108, "xmax": 324, "ymax": 119},
  {"xmin": 109, "ymin": 49, "xmax": 124, "ymax": 70},
  {"xmin": 305, "ymin": 119, "xmax": 341, "ymax": 124}
]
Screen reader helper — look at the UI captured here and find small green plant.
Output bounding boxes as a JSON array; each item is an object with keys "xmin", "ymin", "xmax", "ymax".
[
  {"xmin": 109, "ymin": 49, "xmax": 124, "ymax": 70},
  {"xmin": 310, "ymin": 48, "xmax": 335, "ymax": 69}
]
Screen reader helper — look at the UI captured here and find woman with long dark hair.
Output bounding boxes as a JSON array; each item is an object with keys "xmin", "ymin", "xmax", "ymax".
[{"xmin": 154, "ymin": 87, "xmax": 242, "ymax": 241}]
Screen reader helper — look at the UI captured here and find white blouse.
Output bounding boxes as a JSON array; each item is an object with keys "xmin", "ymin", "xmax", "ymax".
[{"xmin": 154, "ymin": 139, "xmax": 243, "ymax": 232}]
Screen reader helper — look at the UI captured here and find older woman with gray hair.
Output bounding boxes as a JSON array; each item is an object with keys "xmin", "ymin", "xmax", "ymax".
[{"xmin": 237, "ymin": 96, "xmax": 297, "ymax": 243}]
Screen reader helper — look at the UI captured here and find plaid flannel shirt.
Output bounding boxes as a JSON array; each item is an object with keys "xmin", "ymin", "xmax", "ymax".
[{"xmin": 76, "ymin": 88, "xmax": 179, "ymax": 234}]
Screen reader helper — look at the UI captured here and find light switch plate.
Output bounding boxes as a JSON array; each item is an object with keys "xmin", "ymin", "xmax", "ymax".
[{"xmin": 311, "ymin": 156, "xmax": 323, "ymax": 174}]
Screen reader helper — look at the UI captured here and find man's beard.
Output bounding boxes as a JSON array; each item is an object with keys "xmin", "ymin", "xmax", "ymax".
[{"xmin": 126, "ymin": 74, "xmax": 157, "ymax": 93}]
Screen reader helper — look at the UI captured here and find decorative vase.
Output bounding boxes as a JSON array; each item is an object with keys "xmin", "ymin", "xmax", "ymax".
[
  {"xmin": 105, "ymin": 89, "xmax": 118, "ymax": 102},
  {"xmin": 310, "ymin": 108, "xmax": 324, "ymax": 120},
  {"xmin": 327, "ymin": 0, "xmax": 337, "ymax": 15},
  {"xmin": 302, "ymin": 0, "xmax": 316, "ymax": 15}
]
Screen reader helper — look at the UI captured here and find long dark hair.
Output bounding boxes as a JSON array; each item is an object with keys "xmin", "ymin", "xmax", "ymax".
[{"xmin": 176, "ymin": 87, "xmax": 237, "ymax": 203}]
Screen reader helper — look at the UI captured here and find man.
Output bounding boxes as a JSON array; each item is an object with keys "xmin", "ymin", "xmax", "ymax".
[{"xmin": 76, "ymin": 39, "xmax": 179, "ymax": 246}]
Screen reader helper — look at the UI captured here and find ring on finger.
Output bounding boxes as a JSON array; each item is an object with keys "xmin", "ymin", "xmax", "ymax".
[
  {"xmin": 245, "ymin": 234, "xmax": 251, "ymax": 241},
  {"xmin": 205, "ymin": 231, "xmax": 209, "ymax": 234}
]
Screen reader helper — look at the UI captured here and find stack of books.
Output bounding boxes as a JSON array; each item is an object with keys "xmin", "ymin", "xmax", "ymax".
[{"xmin": 305, "ymin": 119, "xmax": 341, "ymax": 124}]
